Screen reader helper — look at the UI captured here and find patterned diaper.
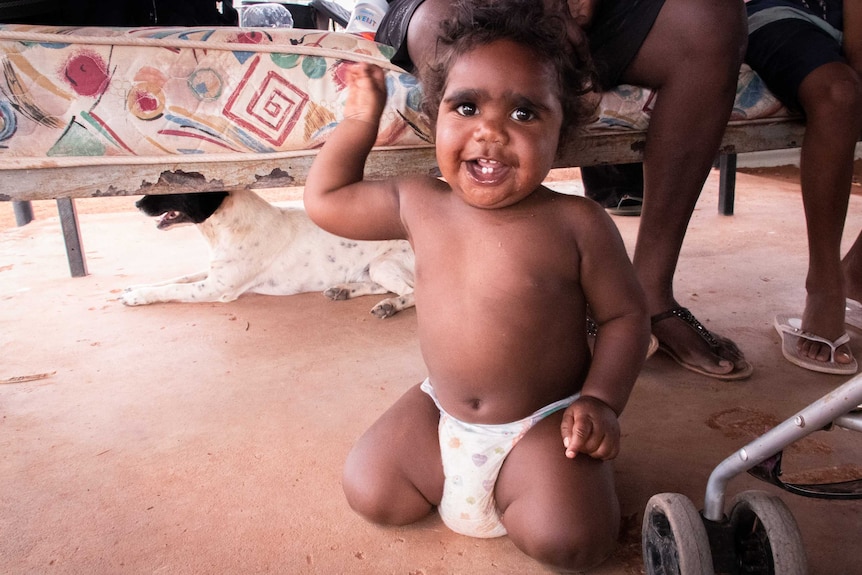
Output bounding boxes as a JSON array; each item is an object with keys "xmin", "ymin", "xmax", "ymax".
[{"xmin": 420, "ymin": 378, "xmax": 579, "ymax": 538}]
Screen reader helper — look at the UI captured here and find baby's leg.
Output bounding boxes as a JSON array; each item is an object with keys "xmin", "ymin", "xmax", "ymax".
[
  {"xmin": 495, "ymin": 411, "xmax": 620, "ymax": 572},
  {"xmin": 342, "ymin": 383, "xmax": 444, "ymax": 525}
]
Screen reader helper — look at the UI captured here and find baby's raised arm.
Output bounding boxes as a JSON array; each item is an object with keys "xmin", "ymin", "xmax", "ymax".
[{"xmin": 304, "ymin": 63, "xmax": 405, "ymax": 241}]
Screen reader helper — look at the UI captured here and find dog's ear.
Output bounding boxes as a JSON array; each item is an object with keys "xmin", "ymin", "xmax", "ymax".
[
  {"xmin": 136, "ymin": 191, "xmax": 229, "ymax": 223},
  {"xmin": 190, "ymin": 192, "xmax": 230, "ymax": 222}
]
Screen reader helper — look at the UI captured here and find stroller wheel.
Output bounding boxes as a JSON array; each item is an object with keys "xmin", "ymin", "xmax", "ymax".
[
  {"xmin": 729, "ymin": 490, "xmax": 808, "ymax": 575},
  {"xmin": 642, "ymin": 493, "xmax": 714, "ymax": 575}
]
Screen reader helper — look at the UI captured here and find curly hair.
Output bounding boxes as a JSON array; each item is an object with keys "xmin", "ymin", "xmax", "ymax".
[{"xmin": 418, "ymin": 0, "xmax": 597, "ymax": 150}]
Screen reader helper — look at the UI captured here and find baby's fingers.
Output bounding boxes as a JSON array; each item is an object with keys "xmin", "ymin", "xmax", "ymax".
[
  {"xmin": 343, "ymin": 63, "xmax": 387, "ymax": 121},
  {"xmin": 346, "ymin": 62, "xmax": 386, "ymax": 90},
  {"xmin": 564, "ymin": 426, "xmax": 618, "ymax": 460},
  {"xmin": 587, "ymin": 433, "xmax": 619, "ymax": 461},
  {"xmin": 562, "ymin": 410, "xmax": 621, "ymax": 460},
  {"xmin": 562, "ymin": 415, "xmax": 593, "ymax": 458}
]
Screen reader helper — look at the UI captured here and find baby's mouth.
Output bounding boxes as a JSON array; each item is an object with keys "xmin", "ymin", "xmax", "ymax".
[{"xmin": 466, "ymin": 158, "xmax": 510, "ymax": 184}]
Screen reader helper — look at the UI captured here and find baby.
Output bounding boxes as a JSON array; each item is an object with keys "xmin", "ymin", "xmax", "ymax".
[{"xmin": 304, "ymin": 0, "xmax": 650, "ymax": 569}]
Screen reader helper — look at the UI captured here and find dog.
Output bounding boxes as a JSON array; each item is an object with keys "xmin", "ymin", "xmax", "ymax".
[{"xmin": 121, "ymin": 190, "xmax": 415, "ymax": 318}]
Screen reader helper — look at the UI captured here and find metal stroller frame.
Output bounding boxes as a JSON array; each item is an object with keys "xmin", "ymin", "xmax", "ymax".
[{"xmin": 641, "ymin": 373, "xmax": 862, "ymax": 574}]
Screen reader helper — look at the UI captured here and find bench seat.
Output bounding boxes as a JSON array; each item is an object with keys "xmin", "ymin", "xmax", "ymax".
[{"xmin": 0, "ymin": 24, "xmax": 805, "ymax": 275}]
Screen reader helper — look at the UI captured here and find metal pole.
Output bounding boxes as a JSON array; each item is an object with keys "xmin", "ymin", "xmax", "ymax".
[{"xmin": 13, "ymin": 200, "xmax": 34, "ymax": 226}]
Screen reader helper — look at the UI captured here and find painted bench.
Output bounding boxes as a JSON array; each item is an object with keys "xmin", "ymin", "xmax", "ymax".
[{"xmin": 0, "ymin": 24, "xmax": 803, "ymax": 276}]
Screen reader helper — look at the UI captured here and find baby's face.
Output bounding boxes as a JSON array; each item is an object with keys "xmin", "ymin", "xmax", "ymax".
[{"xmin": 434, "ymin": 39, "xmax": 563, "ymax": 210}]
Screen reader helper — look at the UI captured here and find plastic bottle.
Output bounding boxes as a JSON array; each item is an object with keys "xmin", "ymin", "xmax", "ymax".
[
  {"xmin": 239, "ymin": 2, "xmax": 294, "ymax": 28},
  {"xmin": 345, "ymin": 0, "xmax": 388, "ymax": 41}
]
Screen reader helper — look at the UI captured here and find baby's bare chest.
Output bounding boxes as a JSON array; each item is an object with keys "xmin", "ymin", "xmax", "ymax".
[{"xmin": 413, "ymin": 218, "xmax": 579, "ymax": 287}]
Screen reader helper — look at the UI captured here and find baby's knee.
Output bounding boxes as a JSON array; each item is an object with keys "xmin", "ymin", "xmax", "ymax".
[
  {"xmin": 519, "ymin": 524, "xmax": 617, "ymax": 572},
  {"xmin": 342, "ymin": 457, "xmax": 392, "ymax": 523},
  {"xmin": 342, "ymin": 452, "xmax": 435, "ymax": 526}
]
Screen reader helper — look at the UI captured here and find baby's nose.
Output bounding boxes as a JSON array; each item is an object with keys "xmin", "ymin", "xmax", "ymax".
[{"xmin": 474, "ymin": 116, "xmax": 507, "ymax": 144}]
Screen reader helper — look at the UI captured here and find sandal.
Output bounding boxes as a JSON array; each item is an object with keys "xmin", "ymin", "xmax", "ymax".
[
  {"xmin": 774, "ymin": 314, "xmax": 857, "ymax": 375},
  {"xmin": 606, "ymin": 194, "xmax": 643, "ymax": 216},
  {"xmin": 651, "ymin": 307, "xmax": 753, "ymax": 380}
]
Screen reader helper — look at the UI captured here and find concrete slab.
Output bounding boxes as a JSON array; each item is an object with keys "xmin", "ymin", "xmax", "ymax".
[{"xmin": 1, "ymin": 168, "xmax": 860, "ymax": 574}]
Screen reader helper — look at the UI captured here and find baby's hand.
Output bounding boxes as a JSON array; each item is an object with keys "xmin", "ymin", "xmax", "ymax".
[
  {"xmin": 560, "ymin": 395, "xmax": 620, "ymax": 460},
  {"xmin": 343, "ymin": 62, "xmax": 387, "ymax": 124}
]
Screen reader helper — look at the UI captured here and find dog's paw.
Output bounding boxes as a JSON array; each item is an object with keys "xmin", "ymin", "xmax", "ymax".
[
  {"xmin": 370, "ymin": 302, "xmax": 396, "ymax": 319},
  {"xmin": 120, "ymin": 287, "xmax": 149, "ymax": 306},
  {"xmin": 371, "ymin": 294, "xmax": 414, "ymax": 318},
  {"xmin": 323, "ymin": 286, "xmax": 351, "ymax": 301}
]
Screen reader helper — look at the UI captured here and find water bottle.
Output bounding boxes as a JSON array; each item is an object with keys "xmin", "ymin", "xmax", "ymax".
[
  {"xmin": 240, "ymin": 2, "xmax": 295, "ymax": 28},
  {"xmin": 345, "ymin": 0, "xmax": 388, "ymax": 40}
]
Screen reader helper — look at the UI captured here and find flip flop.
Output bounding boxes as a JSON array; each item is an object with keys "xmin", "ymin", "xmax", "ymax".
[
  {"xmin": 846, "ymin": 298, "xmax": 862, "ymax": 331},
  {"xmin": 651, "ymin": 307, "xmax": 754, "ymax": 381},
  {"xmin": 605, "ymin": 194, "xmax": 643, "ymax": 216},
  {"xmin": 647, "ymin": 334, "xmax": 659, "ymax": 359},
  {"xmin": 773, "ymin": 314, "xmax": 858, "ymax": 375}
]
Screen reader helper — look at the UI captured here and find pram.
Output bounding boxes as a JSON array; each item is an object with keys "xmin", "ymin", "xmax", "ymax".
[{"xmin": 641, "ymin": 372, "xmax": 862, "ymax": 574}]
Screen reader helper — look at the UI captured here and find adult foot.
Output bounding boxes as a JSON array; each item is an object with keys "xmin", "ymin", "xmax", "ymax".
[
  {"xmin": 774, "ymin": 314, "xmax": 857, "ymax": 375},
  {"xmin": 650, "ymin": 307, "xmax": 753, "ymax": 380},
  {"xmin": 797, "ymin": 292, "xmax": 855, "ymax": 366}
]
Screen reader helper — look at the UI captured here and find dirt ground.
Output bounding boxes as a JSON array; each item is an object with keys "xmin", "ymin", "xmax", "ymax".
[{"xmin": 3, "ymin": 165, "xmax": 862, "ymax": 574}]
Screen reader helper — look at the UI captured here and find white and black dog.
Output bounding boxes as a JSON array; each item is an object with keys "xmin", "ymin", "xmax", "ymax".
[{"xmin": 121, "ymin": 190, "xmax": 415, "ymax": 318}]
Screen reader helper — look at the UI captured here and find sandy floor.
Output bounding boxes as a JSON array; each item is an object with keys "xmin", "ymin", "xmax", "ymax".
[{"xmin": 2, "ymin": 167, "xmax": 861, "ymax": 574}]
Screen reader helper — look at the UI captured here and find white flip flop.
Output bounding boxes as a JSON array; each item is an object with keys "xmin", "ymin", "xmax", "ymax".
[{"xmin": 774, "ymin": 314, "xmax": 857, "ymax": 375}]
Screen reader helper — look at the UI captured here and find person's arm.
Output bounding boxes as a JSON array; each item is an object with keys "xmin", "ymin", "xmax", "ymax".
[
  {"xmin": 560, "ymin": 202, "xmax": 651, "ymax": 459},
  {"xmin": 304, "ymin": 63, "xmax": 405, "ymax": 241},
  {"xmin": 577, "ymin": 204, "xmax": 650, "ymax": 415},
  {"xmin": 844, "ymin": 0, "xmax": 862, "ymax": 75}
]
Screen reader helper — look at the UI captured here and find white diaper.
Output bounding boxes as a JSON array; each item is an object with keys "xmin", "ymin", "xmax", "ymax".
[{"xmin": 421, "ymin": 378, "xmax": 579, "ymax": 538}]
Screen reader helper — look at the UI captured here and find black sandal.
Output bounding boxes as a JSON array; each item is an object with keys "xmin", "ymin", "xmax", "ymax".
[{"xmin": 651, "ymin": 307, "xmax": 753, "ymax": 380}]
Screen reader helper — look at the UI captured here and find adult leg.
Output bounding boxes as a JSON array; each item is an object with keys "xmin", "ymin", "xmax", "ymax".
[
  {"xmin": 342, "ymin": 383, "xmax": 444, "ymax": 524},
  {"xmin": 843, "ymin": 232, "xmax": 862, "ymax": 303},
  {"xmin": 404, "ymin": 0, "xmax": 452, "ymax": 76},
  {"xmin": 794, "ymin": 62, "xmax": 862, "ymax": 363},
  {"xmin": 495, "ymin": 412, "xmax": 620, "ymax": 572},
  {"xmin": 622, "ymin": 0, "xmax": 751, "ymax": 378}
]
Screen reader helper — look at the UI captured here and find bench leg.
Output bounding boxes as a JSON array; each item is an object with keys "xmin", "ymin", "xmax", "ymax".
[
  {"xmin": 718, "ymin": 153, "xmax": 737, "ymax": 216},
  {"xmin": 56, "ymin": 198, "xmax": 88, "ymax": 277},
  {"xmin": 13, "ymin": 201, "xmax": 34, "ymax": 226}
]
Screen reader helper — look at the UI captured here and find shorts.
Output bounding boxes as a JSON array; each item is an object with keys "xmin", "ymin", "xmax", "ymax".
[
  {"xmin": 375, "ymin": 0, "xmax": 424, "ymax": 73},
  {"xmin": 375, "ymin": 0, "xmax": 665, "ymax": 88},
  {"xmin": 745, "ymin": 6, "xmax": 845, "ymax": 112},
  {"xmin": 586, "ymin": 0, "xmax": 665, "ymax": 89}
]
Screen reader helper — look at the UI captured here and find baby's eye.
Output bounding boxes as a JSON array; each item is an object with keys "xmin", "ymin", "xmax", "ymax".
[
  {"xmin": 455, "ymin": 103, "xmax": 477, "ymax": 116},
  {"xmin": 511, "ymin": 107, "xmax": 535, "ymax": 122}
]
